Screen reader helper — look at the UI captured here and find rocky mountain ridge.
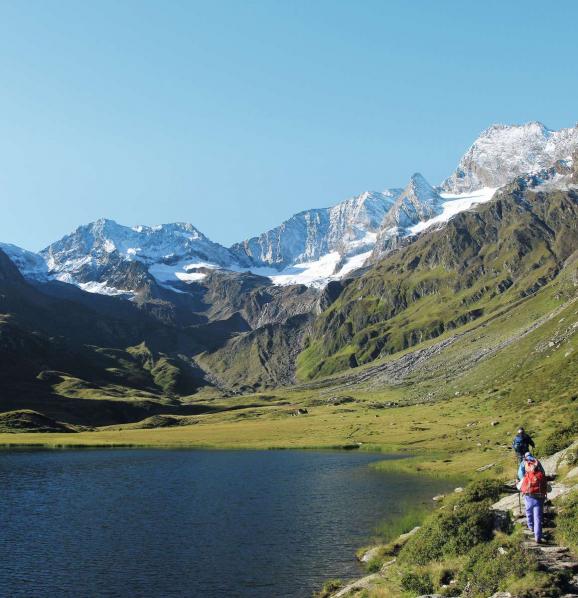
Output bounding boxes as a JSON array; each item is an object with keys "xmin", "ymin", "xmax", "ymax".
[{"xmin": 4, "ymin": 121, "xmax": 578, "ymax": 298}]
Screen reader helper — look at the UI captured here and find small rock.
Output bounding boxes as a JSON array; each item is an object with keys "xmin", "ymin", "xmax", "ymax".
[
  {"xmin": 380, "ymin": 557, "xmax": 396, "ymax": 573},
  {"xmin": 454, "ymin": 487, "xmax": 464, "ymax": 493},
  {"xmin": 359, "ymin": 546, "xmax": 382, "ymax": 563},
  {"xmin": 491, "ymin": 420, "xmax": 499, "ymax": 426},
  {"xmin": 398, "ymin": 526, "xmax": 420, "ymax": 541},
  {"xmin": 432, "ymin": 494, "xmax": 445, "ymax": 502},
  {"xmin": 498, "ymin": 546, "xmax": 508, "ymax": 555},
  {"xmin": 477, "ymin": 462, "xmax": 496, "ymax": 472},
  {"xmin": 527, "ymin": 399, "xmax": 533, "ymax": 404}
]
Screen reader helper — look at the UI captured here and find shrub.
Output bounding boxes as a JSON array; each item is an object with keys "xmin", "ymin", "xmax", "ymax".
[
  {"xmin": 400, "ymin": 569, "xmax": 434, "ymax": 595},
  {"xmin": 457, "ymin": 535, "xmax": 537, "ymax": 598},
  {"xmin": 313, "ymin": 579, "xmax": 342, "ymax": 598},
  {"xmin": 555, "ymin": 490, "xmax": 578, "ymax": 556},
  {"xmin": 540, "ymin": 420, "xmax": 578, "ymax": 456},
  {"xmin": 459, "ymin": 479, "xmax": 503, "ymax": 503},
  {"xmin": 399, "ymin": 500, "xmax": 495, "ymax": 565}
]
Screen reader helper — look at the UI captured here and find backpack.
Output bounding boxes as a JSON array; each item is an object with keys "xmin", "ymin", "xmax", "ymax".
[
  {"xmin": 513, "ymin": 434, "xmax": 527, "ymax": 454},
  {"xmin": 520, "ymin": 461, "xmax": 547, "ymax": 496}
]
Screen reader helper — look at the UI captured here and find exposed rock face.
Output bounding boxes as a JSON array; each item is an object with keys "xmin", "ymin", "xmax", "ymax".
[
  {"xmin": 443, "ymin": 122, "xmax": 578, "ymax": 193},
  {"xmin": 371, "ymin": 173, "xmax": 443, "ymax": 259},
  {"xmin": 41, "ymin": 218, "xmax": 244, "ymax": 289},
  {"xmin": 230, "ymin": 189, "xmax": 401, "ymax": 268}
]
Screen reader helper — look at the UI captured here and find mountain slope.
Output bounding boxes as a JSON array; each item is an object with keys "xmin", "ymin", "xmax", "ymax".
[{"xmin": 297, "ymin": 180, "xmax": 578, "ymax": 380}]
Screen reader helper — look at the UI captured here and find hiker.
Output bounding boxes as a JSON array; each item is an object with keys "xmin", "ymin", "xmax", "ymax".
[
  {"xmin": 517, "ymin": 451, "xmax": 544, "ymax": 481},
  {"xmin": 512, "ymin": 427, "xmax": 535, "ymax": 463},
  {"xmin": 518, "ymin": 453, "xmax": 548, "ymax": 543}
]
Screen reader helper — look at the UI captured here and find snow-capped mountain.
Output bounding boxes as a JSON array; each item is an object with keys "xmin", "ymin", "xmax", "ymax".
[
  {"xmin": 40, "ymin": 219, "xmax": 245, "ymax": 293},
  {"xmin": 443, "ymin": 121, "xmax": 578, "ymax": 193},
  {"xmin": 5, "ymin": 120, "xmax": 578, "ymax": 295},
  {"xmin": 370, "ymin": 173, "xmax": 442, "ymax": 258},
  {"xmin": 0, "ymin": 243, "xmax": 51, "ymax": 281},
  {"xmin": 230, "ymin": 188, "xmax": 402, "ymax": 268}
]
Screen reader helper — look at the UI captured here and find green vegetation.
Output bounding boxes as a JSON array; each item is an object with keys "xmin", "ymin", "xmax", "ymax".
[
  {"xmin": 540, "ymin": 418, "xmax": 578, "ymax": 456},
  {"xmin": 374, "ymin": 506, "xmax": 432, "ymax": 545},
  {"xmin": 555, "ymin": 490, "xmax": 578, "ymax": 556},
  {"xmin": 398, "ymin": 498, "xmax": 499, "ymax": 565},
  {"xmin": 458, "ymin": 533, "xmax": 537, "ymax": 598},
  {"xmin": 362, "ymin": 478, "xmax": 570, "ymax": 598},
  {"xmin": 297, "ymin": 187, "xmax": 577, "ymax": 382},
  {"xmin": 313, "ymin": 579, "xmax": 343, "ymax": 598},
  {"xmin": 399, "ymin": 569, "xmax": 434, "ymax": 595}
]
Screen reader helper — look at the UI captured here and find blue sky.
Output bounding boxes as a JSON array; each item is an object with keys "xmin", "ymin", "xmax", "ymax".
[{"xmin": 1, "ymin": 0, "xmax": 577, "ymax": 251}]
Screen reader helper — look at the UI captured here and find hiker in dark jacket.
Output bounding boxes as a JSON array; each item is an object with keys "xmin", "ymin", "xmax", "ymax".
[
  {"xmin": 512, "ymin": 427, "xmax": 535, "ymax": 463},
  {"xmin": 518, "ymin": 453, "xmax": 548, "ymax": 543}
]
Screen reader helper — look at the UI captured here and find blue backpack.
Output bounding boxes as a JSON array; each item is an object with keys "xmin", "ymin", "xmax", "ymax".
[{"xmin": 513, "ymin": 434, "xmax": 527, "ymax": 454}]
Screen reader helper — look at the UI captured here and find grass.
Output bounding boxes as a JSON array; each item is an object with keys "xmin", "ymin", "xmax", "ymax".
[
  {"xmin": 554, "ymin": 490, "xmax": 578, "ymax": 557},
  {"xmin": 1, "ymin": 253, "xmax": 576, "ymax": 474}
]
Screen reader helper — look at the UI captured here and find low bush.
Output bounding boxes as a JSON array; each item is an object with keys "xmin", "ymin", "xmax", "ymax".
[
  {"xmin": 313, "ymin": 579, "xmax": 342, "ymax": 598},
  {"xmin": 400, "ymin": 569, "xmax": 434, "ymax": 595},
  {"xmin": 540, "ymin": 420, "xmax": 578, "ymax": 456},
  {"xmin": 457, "ymin": 535, "xmax": 537, "ymax": 598},
  {"xmin": 458, "ymin": 479, "xmax": 503, "ymax": 503},
  {"xmin": 399, "ymin": 500, "xmax": 495, "ymax": 565}
]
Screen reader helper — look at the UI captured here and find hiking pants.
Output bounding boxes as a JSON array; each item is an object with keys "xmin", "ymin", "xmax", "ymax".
[{"xmin": 524, "ymin": 495, "xmax": 544, "ymax": 541}]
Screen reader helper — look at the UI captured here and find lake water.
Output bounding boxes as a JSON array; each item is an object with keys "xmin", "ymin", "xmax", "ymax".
[{"xmin": 0, "ymin": 449, "xmax": 449, "ymax": 597}]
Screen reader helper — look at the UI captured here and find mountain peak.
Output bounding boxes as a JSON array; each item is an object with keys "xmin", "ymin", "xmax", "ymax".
[{"xmin": 443, "ymin": 121, "xmax": 578, "ymax": 193}]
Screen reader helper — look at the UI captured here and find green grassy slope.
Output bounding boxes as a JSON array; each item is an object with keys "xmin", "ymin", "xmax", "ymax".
[
  {"xmin": 2, "ymin": 254, "xmax": 575, "ymax": 466},
  {"xmin": 297, "ymin": 184, "xmax": 577, "ymax": 381}
]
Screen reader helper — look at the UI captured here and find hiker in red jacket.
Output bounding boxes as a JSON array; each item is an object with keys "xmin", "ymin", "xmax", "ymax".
[{"xmin": 519, "ymin": 454, "xmax": 548, "ymax": 543}]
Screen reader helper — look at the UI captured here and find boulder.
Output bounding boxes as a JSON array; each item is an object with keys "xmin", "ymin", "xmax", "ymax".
[
  {"xmin": 359, "ymin": 546, "xmax": 382, "ymax": 563},
  {"xmin": 541, "ymin": 441, "xmax": 578, "ymax": 476},
  {"xmin": 398, "ymin": 526, "xmax": 420, "ymax": 542}
]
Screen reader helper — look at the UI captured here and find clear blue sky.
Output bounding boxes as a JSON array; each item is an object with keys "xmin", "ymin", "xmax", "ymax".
[{"xmin": 1, "ymin": 0, "xmax": 577, "ymax": 251}]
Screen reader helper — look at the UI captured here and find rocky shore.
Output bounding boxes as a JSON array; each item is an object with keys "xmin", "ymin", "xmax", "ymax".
[{"xmin": 317, "ymin": 441, "xmax": 578, "ymax": 598}]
